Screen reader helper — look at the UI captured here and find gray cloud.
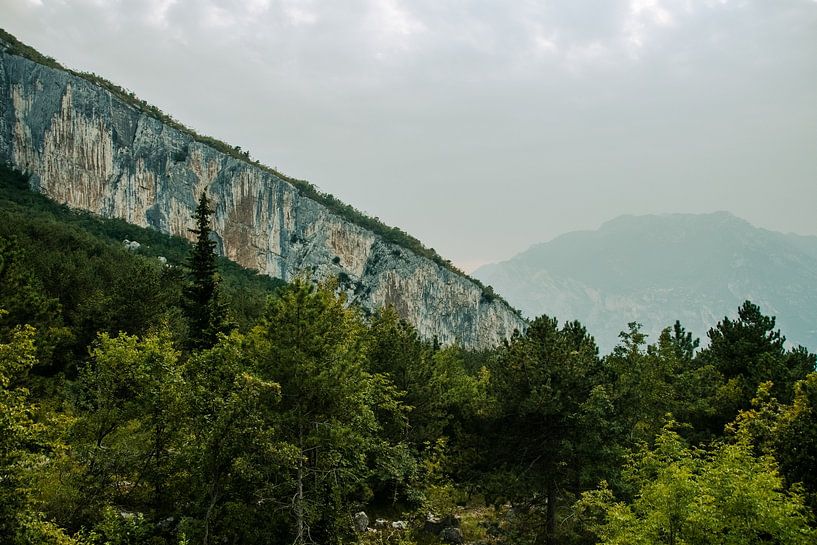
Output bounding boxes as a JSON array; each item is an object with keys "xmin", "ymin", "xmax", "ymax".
[{"xmin": 5, "ymin": 0, "xmax": 817, "ymax": 271}]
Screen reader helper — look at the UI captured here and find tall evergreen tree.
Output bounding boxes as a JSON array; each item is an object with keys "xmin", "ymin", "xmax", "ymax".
[
  {"xmin": 480, "ymin": 315, "xmax": 611, "ymax": 544},
  {"xmin": 184, "ymin": 193, "xmax": 229, "ymax": 349},
  {"xmin": 701, "ymin": 301, "xmax": 813, "ymax": 426},
  {"xmin": 0, "ymin": 236, "xmax": 68, "ymax": 370}
]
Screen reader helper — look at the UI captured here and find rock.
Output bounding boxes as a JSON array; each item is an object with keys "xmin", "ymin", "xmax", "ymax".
[
  {"xmin": 353, "ymin": 511, "xmax": 369, "ymax": 532},
  {"xmin": 424, "ymin": 513, "xmax": 460, "ymax": 534},
  {"xmin": 157, "ymin": 255, "xmax": 167, "ymax": 264},
  {"xmin": 123, "ymin": 239, "xmax": 141, "ymax": 251},
  {"xmin": 0, "ymin": 41, "xmax": 525, "ymax": 350},
  {"xmin": 423, "ymin": 514, "xmax": 444, "ymax": 535},
  {"xmin": 156, "ymin": 516, "xmax": 175, "ymax": 530},
  {"xmin": 440, "ymin": 527, "xmax": 464, "ymax": 544},
  {"xmin": 391, "ymin": 520, "xmax": 408, "ymax": 531},
  {"xmin": 374, "ymin": 519, "xmax": 388, "ymax": 529},
  {"xmin": 485, "ymin": 521, "xmax": 503, "ymax": 537}
]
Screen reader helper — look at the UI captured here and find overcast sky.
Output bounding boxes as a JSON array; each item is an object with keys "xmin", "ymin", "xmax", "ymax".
[{"xmin": 5, "ymin": 0, "xmax": 817, "ymax": 271}]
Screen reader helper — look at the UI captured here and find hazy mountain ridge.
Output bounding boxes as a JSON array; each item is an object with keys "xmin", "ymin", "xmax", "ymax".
[
  {"xmin": 0, "ymin": 30, "xmax": 524, "ymax": 348},
  {"xmin": 475, "ymin": 212, "xmax": 817, "ymax": 352}
]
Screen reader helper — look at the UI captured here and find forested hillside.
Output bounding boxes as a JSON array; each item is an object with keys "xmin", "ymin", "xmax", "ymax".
[{"xmin": 2, "ymin": 165, "xmax": 816, "ymax": 544}]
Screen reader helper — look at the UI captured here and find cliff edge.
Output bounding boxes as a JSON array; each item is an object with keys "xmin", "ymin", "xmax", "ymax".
[{"xmin": 0, "ymin": 32, "xmax": 524, "ymax": 348}]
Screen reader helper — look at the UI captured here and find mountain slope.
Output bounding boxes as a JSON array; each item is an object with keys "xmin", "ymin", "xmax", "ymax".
[
  {"xmin": 475, "ymin": 212, "xmax": 817, "ymax": 353},
  {"xmin": 0, "ymin": 30, "xmax": 524, "ymax": 348}
]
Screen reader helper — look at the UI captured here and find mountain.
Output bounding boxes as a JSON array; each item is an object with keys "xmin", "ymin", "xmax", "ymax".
[
  {"xmin": 0, "ymin": 30, "xmax": 524, "ymax": 348},
  {"xmin": 474, "ymin": 212, "xmax": 817, "ymax": 353}
]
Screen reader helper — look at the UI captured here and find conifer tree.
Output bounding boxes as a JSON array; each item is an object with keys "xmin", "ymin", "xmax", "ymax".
[
  {"xmin": 0, "ymin": 236, "xmax": 67, "ymax": 369},
  {"xmin": 184, "ymin": 193, "xmax": 229, "ymax": 349},
  {"xmin": 248, "ymin": 280, "xmax": 407, "ymax": 543},
  {"xmin": 700, "ymin": 301, "xmax": 814, "ymax": 432}
]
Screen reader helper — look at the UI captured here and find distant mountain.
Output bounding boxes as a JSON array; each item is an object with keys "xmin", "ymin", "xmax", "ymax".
[{"xmin": 474, "ymin": 212, "xmax": 817, "ymax": 353}]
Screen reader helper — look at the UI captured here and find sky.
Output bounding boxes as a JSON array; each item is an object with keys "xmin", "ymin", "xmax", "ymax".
[{"xmin": 4, "ymin": 0, "xmax": 817, "ymax": 272}]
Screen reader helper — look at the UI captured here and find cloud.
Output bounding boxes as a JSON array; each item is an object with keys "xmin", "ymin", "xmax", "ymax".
[
  {"xmin": 625, "ymin": 0, "xmax": 675, "ymax": 53},
  {"xmin": 4, "ymin": 0, "xmax": 817, "ymax": 268},
  {"xmin": 282, "ymin": 1, "xmax": 317, "ymax": 26},
  {"xmin": 144, "ymin": 0, "xmax": 177, "ymax": 28}
]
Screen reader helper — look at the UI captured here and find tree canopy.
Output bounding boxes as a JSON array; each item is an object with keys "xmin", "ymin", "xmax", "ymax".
[{"xmin": 0, "ymin": 164, "xmax": 815, "ymax": 544}]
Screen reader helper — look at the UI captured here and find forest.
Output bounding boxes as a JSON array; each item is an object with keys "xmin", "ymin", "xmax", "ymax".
[{"xmin": 1, "ymin": 163, "xmax": 816, "ymax": 545}]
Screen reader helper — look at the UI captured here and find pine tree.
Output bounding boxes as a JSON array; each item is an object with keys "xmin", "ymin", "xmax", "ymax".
[
  {"xmin": 184, "ymin": 193, "xmax": 229, "ymax": 349},
  {"xmin": 248, "ymin": 280, "xmax": 404, "ymax": 543}
]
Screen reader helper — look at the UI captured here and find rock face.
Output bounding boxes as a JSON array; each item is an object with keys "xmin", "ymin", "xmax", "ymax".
[
  {"xmin": 353, "ymin": 512, "xmax": 368, "ymax": 532},
  {"xmin": 0, "ymin": 42, "xmax": 524, "ymax": 349},
  {"xmin": 439, "ymin": 527, "xmax": 464, "ymax": 544}
]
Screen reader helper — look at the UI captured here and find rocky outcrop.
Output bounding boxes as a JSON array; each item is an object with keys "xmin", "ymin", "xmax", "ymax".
[
  {"xmin": 0, "ymin": 43, "xmax": 524, "ymax": 348},
  {"xmin": 353, "ymin": 512, "xmax": 369, "ymax": 533}
]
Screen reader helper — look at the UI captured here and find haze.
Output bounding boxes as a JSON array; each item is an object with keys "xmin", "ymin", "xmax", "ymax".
[{"xmin": 5, "ymin": 0, "xmax": 817, "ymax": 272}]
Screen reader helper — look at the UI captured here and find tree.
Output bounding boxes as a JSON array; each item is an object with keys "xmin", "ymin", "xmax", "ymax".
[
  {"xmin": 62, "ymin": 333, "xmax": 185, "ymax": 530},
  {"xmin": 668, "ymin": 320, "xmax": 699, "ymax": 361},
  {"xmin": 247, "ymin": 280, "xmax": 407, "ymax": 543},
  {"xmin": 0, "ymin": 321, "xmax": 39, "ymax": 540},
  {"xmin": 775, "ymin": 373, "xmax": 817, "ymax": 509},
  {"xmin": 63, "ymin": 330, "xmax": 293, "ymax": 545},
  {"xmin": 183, "ymin": 192, "xmax": 229, "ymax": 349},
  {"xmin": 0, "ymin": 236, "xmax": 69, "ymax": 370},
  {"xmin": 580, "ymin": 424, "xmax": 816, "ymax": 545},
  {"xmin": 605, "ymin": 321, "xmax": 720, "ymax": 446},
  {"xmin": 367, "ymin": 306, "xmax": 484, "ymax": 444},
  {"xmin": 181, "ymin": 331, "xmax": 292, "ymax": 545},
  {"xmin": 0, "ymin": 318, "xmax": 82, "ymax": 544},
  {"xmin": 700, "ymin": 301, "xmax": 815, "ymax": 432},
  {"xmin": 735, "ymin": 373, "xmax": 817, "ymax": 511},
  {"xmin": 480, "ymin": 315, "xmax": 610, "ymax": 544},
  {"xmin": 367, "ymin": 307, "xmax": 492, "ymax": 506},
  {"xmin": 605, "ymin": 323, "xmax": 670, "ymax": 444}
]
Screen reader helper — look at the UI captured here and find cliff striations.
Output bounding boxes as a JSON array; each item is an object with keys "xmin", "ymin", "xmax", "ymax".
[{"xmin": 0, "ymin": 35, "xmax": 524, "ymax": 348}]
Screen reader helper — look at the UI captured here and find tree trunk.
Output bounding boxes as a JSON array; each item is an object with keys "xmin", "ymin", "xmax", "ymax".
[
  {"xmin": 295, "ymin": 423, "xmax": 305, "ymax": 544},
  {"xmin": 203, "ymin": 485, "xmax": 218, "ymax": 545},
  {"xmin": 546, "ymin": 479, "xmax": 557, "ymax": 545}
]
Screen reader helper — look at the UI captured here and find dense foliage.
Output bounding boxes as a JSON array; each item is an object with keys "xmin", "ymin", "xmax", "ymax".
[{"xmin": 1, "ymin": 164, "xmax": 815, "ymax": 544}]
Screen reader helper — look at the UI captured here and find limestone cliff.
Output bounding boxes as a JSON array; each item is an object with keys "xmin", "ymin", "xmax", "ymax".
[{"xmin": 0, "ymin": 38, "xmax": 524, "ymax": 348}]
